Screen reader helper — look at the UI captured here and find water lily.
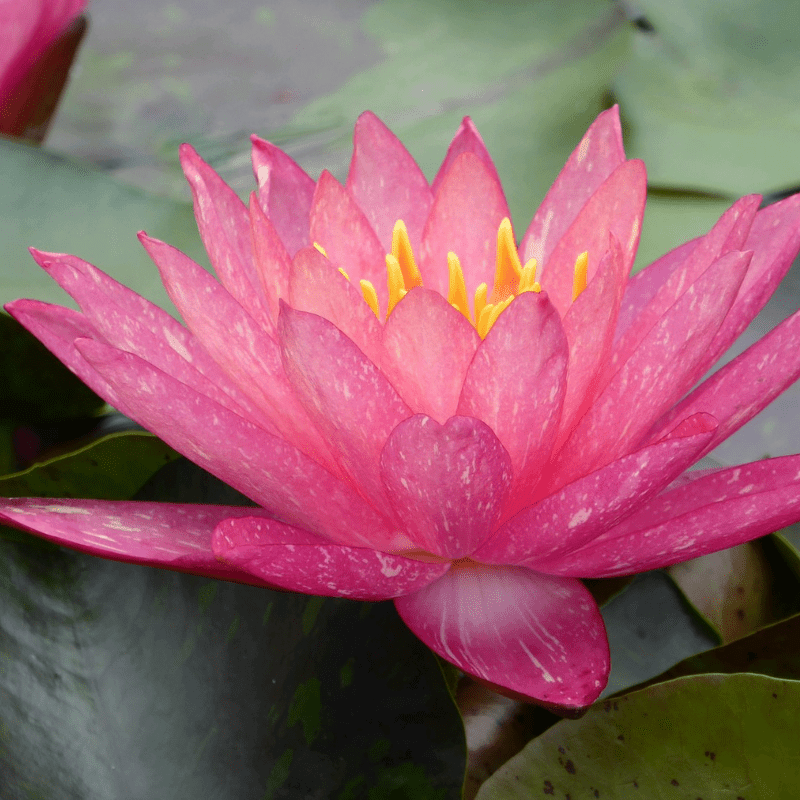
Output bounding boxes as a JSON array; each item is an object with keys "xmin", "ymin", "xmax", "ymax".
[
  {"xmin": 4, "ymin": 108, "xmax": 800, "ymax": 710},
  {"xmin": 0, "ymin": 0, "xmax": 88, "ymax": 141}
]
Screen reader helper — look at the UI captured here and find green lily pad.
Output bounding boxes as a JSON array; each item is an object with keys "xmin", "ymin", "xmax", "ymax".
[
  {"xmin": 477, "ymin": 673, "xmax": 800, "ymax": 799},
  {"xmin": 615, "ymin": 0, "xmax": 800, "ymax": 196},
  {"xmin": 0, "ymin": 136, "xmax": 205, "ymax": 312}
]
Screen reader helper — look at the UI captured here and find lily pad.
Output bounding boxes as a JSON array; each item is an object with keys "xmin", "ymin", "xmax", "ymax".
[{"xmin": 477, "ymin": 673, "xmax": 800, "ymax": 799}]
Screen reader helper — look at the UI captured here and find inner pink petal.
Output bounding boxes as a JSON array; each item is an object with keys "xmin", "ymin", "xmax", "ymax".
[{"xmin": 380, "ymin": 415, "xmax": 512, "ymax": 558}]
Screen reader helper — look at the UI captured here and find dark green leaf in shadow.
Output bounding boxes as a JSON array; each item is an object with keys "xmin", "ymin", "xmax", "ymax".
[
  {"xmin": 476, "ymin": 673, "xmax": 800, "ymax": 799},
  {"xmin": 599, "ymin": 572, "xmax": 720, "ymax": 698}
]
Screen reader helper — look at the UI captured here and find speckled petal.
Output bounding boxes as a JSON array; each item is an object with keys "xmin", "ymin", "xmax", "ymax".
[
  {"xmin": 179, "ymin": 144, "xmax": 272, "ymax": 328},
  {"xmin": 0, "ymin": 499, "xmax": 274, "ymax": 585},
  {"xmin": 394, "ymin": 562, "xmax": 610, "ymax": 709},
  {"xmin": 420, "ymin": 151, "xmax": 510, "ymax": 297},
  {"xmin": 381, "ymin": 287, "xmax": 480, "ymax": 422},
  {"xmin": 538, "ymin": 454, "xmax": 800, "ymax": 577},
  {"xmin": 458, "ymin": 291, "xmax": 568, "ymax": 514},
  {"xmin": 547, "ymin": 249, "xmax": 751, "ymax": 492},
  {"xmin": 380, "ymin": 415, "xmax": 512, "ymax": 558},
  {"xmin": 250, "ymin": 134, "xmax": 315, "ymax": 256},
  {"xmin": 73, "ymin": 338, "xmax": 401, "ymax": 550},
  {"xmin": 520, "ymin": 106, "xmax": 626, "ymax": 269},
  {"xmin": 346, "ymin": 110, "xmax": 432, "ymax": 253},
  {"xmin": 474, "ymin": 413, "xmax": 717, "ymax": 565},
  {"xmin": 309, "ymin": 170, "xmax": 388, "ymax": 313},
  {"xmin": 278, "ymin": 304, "xmax": 413, "ymax": 509},
  {"xmin": 431, "ymin": 116, "xmax": 502, "ymax": 197},
  {"xmin": 213, "ymin": 516, "xmax": 449, "ymax": 601},
  {"xmin": 249, "ymin": 193, "xmax": 292, "ymax": 326}
]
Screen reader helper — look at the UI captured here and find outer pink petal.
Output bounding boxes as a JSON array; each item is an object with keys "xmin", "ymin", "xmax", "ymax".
[
  {"xmin": 606, "ymin": 195, "xmax": 760, "ymax": 384},
  {"xmin": 647, "ymin": 307, "xmax": 800, "ymax": 455},
  {"xmin": 278, "ymin": 304, "xmax": 413, "ymax": 512},
  {"xmin": 213, "ymin": 517, "xmax": 449, "ymax": 601},
  {"xmin": 5, "ymin": 299, "xmax": 130, "ymax": 414},
  {"xmin": 23, "ymin": 249, "xmax": 264, "ymax": 424},
  {"xmin": 520, "ymin": 106, "xmax": 626, "ymax": 269},
  {"xmin": 0, "ymin": 498, "xmax": 273, "ymax": 585},
  {"xmin": 139, "ymin": 234, "xmax": 340, "ymax": 472},
  {"xmin": 250, "ymin": 134, "xmax": 315, "ymax": 256},
  {"xmin": 346, "ymin": 110, "xmax": 433, "ymax": 253},
  {"xmin": 309, "ymin": 170, "xmax": 388, "ymax": 314},
  {"xmin": 395, "ymin": 562, "xmax": 609, "ymax": 709},
  {"xmin": 420, "ymin": 151, "xmax": 510, "ymax": 297},
  {"xmin": 533, "ymin": 160, "xmax": 646, "ymax": 318},
  {"xmin": 537, "ymin": 454, "xmax": 800, "ymax": 577},
  {"xmin": 457, "ymin": 292, "xmax": 568, "ymax": 515},
  {"xmin": 380, "ymin": 288, "xmax": 480, "ymax": 422},
  {"xmin": 179, "ymin": 144, "xmax": 272, "ymax": 329},
  {"xmin": 474, "ymin": 413, "xmax": 717, "ymax": 565},
  {"xmin": 249, "ymin": 193, "xmax": 292, "ymax": 326},
  {"xmin": 288, "ymin": 245, "xmax": 383, "ymax": 367},
  {"xmin": 431, "ymin": 116, "xmax": 502, "ymax": 197},
  {"xmin": 379, "ymin": 415, "xmax": 512, "ymax": 558},
  {"xmin": 556, "ymin": 237, "xmax": 624, "ymax": 448},
  {"xmin": 73, "ymin": 338, "xmax": 402, "ymax": 550},
  {"xmin": 546, "ymin": 249, "xmax": 751, "ymax": 492}
]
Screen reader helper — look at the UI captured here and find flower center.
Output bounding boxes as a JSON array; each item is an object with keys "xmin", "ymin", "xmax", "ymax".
[{"xmin": 319, "ymin": 218, "xmax": 588, "ymax": 338}]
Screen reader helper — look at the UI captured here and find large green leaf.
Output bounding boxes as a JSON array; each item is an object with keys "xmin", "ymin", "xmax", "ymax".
[
  {"xmin": 0, "ymin": 137, "xmax": 204, "ymax": 311},
  {"xmin": 477, "ymin": 673, "xmax": 800, "ymax": 799},
  {"xmin": 0, "ymin": 460, "xmax": 466, "ymax": 799},
  {"xmin": 615, "ymin": 0, "xmax": 800, "ymax": 196}
]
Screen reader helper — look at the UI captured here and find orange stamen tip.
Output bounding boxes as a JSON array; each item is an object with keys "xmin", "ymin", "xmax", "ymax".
[
  {"xmin": 572, "ymin": 251, "xmax": 588, "ymax": 301},
  {"xmin": 473, "ymin": 282, "xmax": 488, "ymax": 323},
  {"xmin": 447, "ymin": 252, "xmax": 471, "ymax": 322},
  {"xmin": 360, "ymin": 279, "xmax": 380, "ymax": 318},
  {"xmin": 391, "ymin": 219, "xmax": 422, "ymax": 289},
  {"xmin": 491, "ymin": 217, "xmax": 523, "ymax": 303}
]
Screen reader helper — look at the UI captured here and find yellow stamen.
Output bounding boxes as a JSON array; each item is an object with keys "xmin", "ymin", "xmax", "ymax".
[
  {"xmin": 518, "ymin": 258, "xmax": 541, "ymax": 294},
  {"xmin": 313, "ymin": 242, "xmax": 328, "ymax": 258},
  {"xmin": 572, "ymin": 251, "xmax": 588, "ymax": 301},
  {"xmin": 447, "ymin": 252, "xmax": 471, "ymax": 322},
  {"xmin": 490, "ymin": 217, "xmax": 523, "ymax": 303},
  {"xmin": 386, "ymin": 254, "xmax": 407, "ymax": 315},
  {"xmin": 360, "ymin": 280, "xmax": 380, "ymax": 318},
  {"xmin": 338, "ymin": 267, "xmax": 350, "ymax": 282},
  {"xmin": 391, "ymin": 220, "xmax": 423, "ymax": 289},
  {"xmin": 473, "ymin": 282, "xmax": 488, "ymax": 324},
  {"xmin": 484, "ymin": 295, "xmax": 514, "ymax": 336},
  {"xmin": 476, "ymin": 302, "xmax": 495, "ymax": 339}
]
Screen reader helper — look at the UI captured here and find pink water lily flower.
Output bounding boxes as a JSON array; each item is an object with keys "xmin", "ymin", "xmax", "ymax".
[
  {"xmin": 0, "ymin": 0, "xmax": 88, "ymax": 141},
  {"xmin": 5, "ymin": 108, "xmax": 800, "ymax": 711}
]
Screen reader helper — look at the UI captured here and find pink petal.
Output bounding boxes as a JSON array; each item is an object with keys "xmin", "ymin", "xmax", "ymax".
[
  {"xmin": 457, "ymin": 292, "xmax": 568, "ymax": 515},
  {"xmin": 380, "ymin": 288, "xmax": 480, "ymax": 422},
  {"xmin": 379, "ymin": 415, "xmax": 513, "ymax": 558},
  {"xmin": 474, "ymin": 412, "xmax": 717, "ymax": 565},
  {"xmin": 431, "ymin": 116, "xmax": 502, "ymax": 197},
  {"xmin": 420, "ymin": 151, "xmax": 510, "ymax": 297},
  {"xmin": 395, "ymin": 562, "xmax": 609, "ymax": 709},
  {"xmin": 346, "ymin": 110, "xmax": 433, "ymax": 253},
  {"xmin": 178, "ymin": 144, "xmax": 271, "ymax": 328},
  {"xmin": 547, "ymin": 249, "xmax": 751, "ymax": 492},
  {"xmin": 532, "ymin": 159, "xmax": 646, "ymax": 318},
  {"xmin": 24, "ymin": 249, "xmax": 265, "ymax": 424},
  {"xmin": 288, "ymin": 244, "xmax": 383, "ymax": 366},
  {"xmin": 250, "ymin": 134, "xmax": 315, "ymax": 256},
  {"xmin": 249, "ymin": 193, "xmax": 292, "ymax": 326},
  {"xmin": 606, "ymin": 195, "xmax": 760, "ymax": 384},
  {"xmin": 520, "ymin": 106, "xmax": 627, "ymax": 269},
  {"xmin": 140, "ymin": 234, "xmax": 339, "ymax": 471},
  {"xmin": 213, "ymin": 516, "xmax": 449, "ymax": 600},
  {"xmin": 556, "ymin": 237, "xmax": 624, "ymax": 447},
  {"xmin": 74, "ymin": 338, "xmax": 402, "ymax": 550},
  {"xmin": 278, "ymin": 304, "xmax": 412, "ymax": 509},
  {"xmin": 309, "ymin": 170, "xmax": 388, "ymax": 314},
  {"xmin": 647, "ymin": 306, "xmax": 800, "ymax": 455},
  {"xmin": 538, "ymin": 454, "xmax": 800, "ymax": 577},
  {"xmin": 0, "ymin": 499, "xmax": 272, "ymax": 585}
]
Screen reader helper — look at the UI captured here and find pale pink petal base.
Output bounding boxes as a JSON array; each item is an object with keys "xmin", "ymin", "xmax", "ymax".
[
  {"xmin": 395, "ymin": 562, "xmax": 609, "ymax": 708},
  {"xmin": 213, "ymin": 516, "xmax": 450, "ymax": 601}
]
